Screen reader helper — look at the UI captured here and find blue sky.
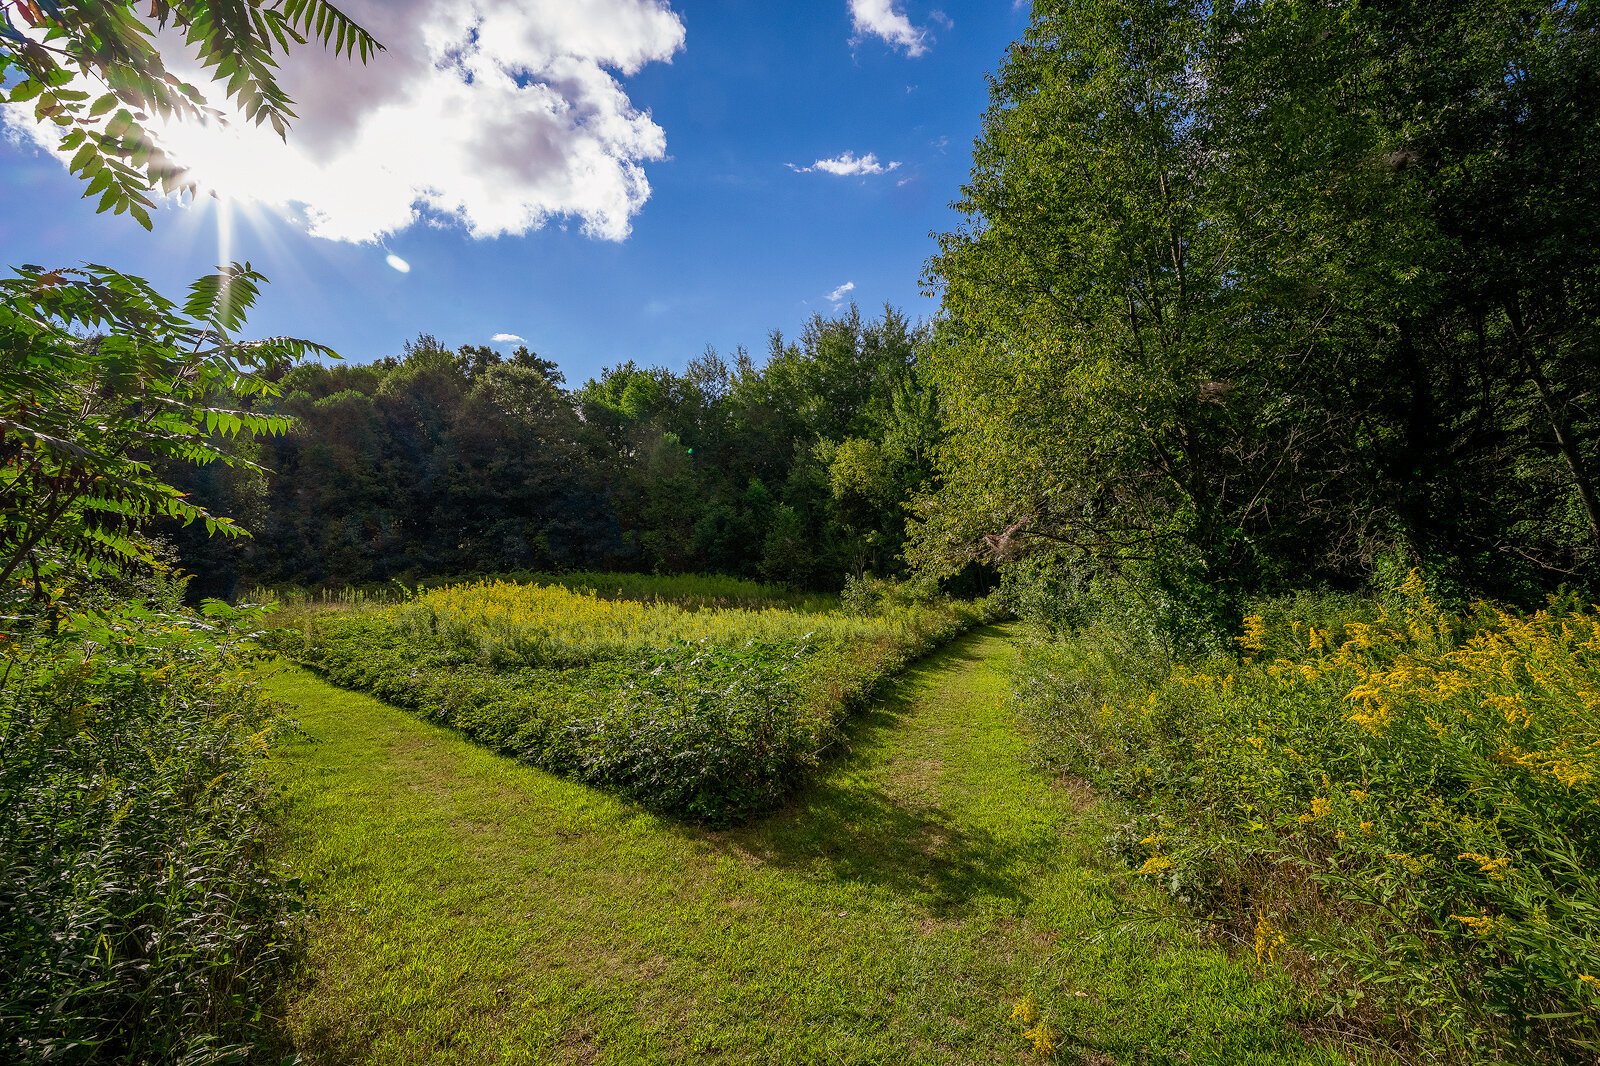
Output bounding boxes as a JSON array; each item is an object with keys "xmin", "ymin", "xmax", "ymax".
[{"xmin": 0, "ymin": 1, "xmax": 1027, "ymax": 384}]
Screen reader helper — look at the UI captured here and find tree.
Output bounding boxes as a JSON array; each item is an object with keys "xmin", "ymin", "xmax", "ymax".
[
  {"xmin": 0, "ymin": 0, "xmax": 378, "ymax": 226},
  {"xmin": 917, "ymin": 0, "xmax": 1600, "ymax": 609},
  {"xmin": 0, "ymin": 262, "xmax": 326, "ymax": 596},
  {"xmin": 915, "ymin": 0, "xmax": 1266, "ymax": 615},
  {"xmin": 0, "ymin": 1, "xmax": 380, "ymax": 607}
]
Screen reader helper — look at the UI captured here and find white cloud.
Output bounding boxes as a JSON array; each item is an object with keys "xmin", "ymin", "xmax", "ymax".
[
  {"xmin": 492, "ymin": 332, "xmax": 526, "ymax": 343},
  {"xmin": 849, "ymin": 0, "xmax": 930, "ymax": 57},
  {"xmin": 787, "ymin": 151, "xmax": 901, "ymax": 177},
  {"xmin": 3, "ymin": 0, "xmax": 686, "ymax": 244},
  {"xmin": 826, "ymin": 281, "xmax": 856, "ymax": 303},
  {"xmin": 385, "ymin": 253, "xmax": 412, "ymax": 273}
]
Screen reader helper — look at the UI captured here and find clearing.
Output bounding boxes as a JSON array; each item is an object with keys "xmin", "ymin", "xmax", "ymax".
[{"xmin": 262, "ymin": 624, "xmax": 1347, "ymax": 1064}]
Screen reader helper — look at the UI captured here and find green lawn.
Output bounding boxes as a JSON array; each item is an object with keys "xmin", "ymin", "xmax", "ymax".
[{"xmin": 262, "ymin": 625, "xmax": 1357, "ymax": 1064}]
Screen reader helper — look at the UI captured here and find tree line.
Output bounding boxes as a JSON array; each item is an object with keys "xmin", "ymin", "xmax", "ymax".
[
  {"xmin": 167, "ymin": 306, "xmax": 942, "ymax": 597},
  {"xmin": 913, "ymin": 0, "xmax": 1599, "ymax": 628}
]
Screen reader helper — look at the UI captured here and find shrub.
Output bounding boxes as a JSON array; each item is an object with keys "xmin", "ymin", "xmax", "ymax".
[
  {"xmin": 1018, "ymin": 574, "xmax": 1600, "ymax": 1059},
  {"xmin": 0, "ymin": 605, "xmax": 301, "ymax": 1065}
]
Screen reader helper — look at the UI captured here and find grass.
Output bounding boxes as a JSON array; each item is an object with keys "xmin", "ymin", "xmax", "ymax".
[
  {"xmin": 266, "ymin": 577, "xmax": 994, "ymax": 821},
  {"xmin": 262, "ymin": 625, "xmax": 1352, "ymax": 1064},
  {"xmin": 1, "ymin": 604, "xmax": 302, "ymax": 1065},
  {"xmin": 255, "ymin": 570, "xmax": 836, "ymax": 614}
]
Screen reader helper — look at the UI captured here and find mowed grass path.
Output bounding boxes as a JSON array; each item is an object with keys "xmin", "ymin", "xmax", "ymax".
[{"xmin": 262, "ymin": 625, "xmax": 1349, "ymax": 1065}]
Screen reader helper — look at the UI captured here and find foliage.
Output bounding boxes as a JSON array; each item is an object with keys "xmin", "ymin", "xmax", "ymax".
[
  {"xmin": 917, "ymin": 0, "xmax": 1600, "ymax": 607},
  {"xmin": 262, "ymin": 630, "xmax": 1341, "ymax": 1064},
  {"xmin": 0, "ymin": 602, "xmax": 302, "ymax": 1065},
  {"xmin": 264, "ymin": 569, "xmax": 835, "ymax": 613},
  {"xmin": 0, "ymin": 0, "xmax": 380, "ymax": 226},
  {"xmin": 266, "ymin": 575, "xmax": 998, "ymax": 823},
  {"xmin": 186, "ymin": 306, "xmax": 942, "ymax": 594},
  {"xmin": 511, "ymin": 569, "xmax": 834, "ymax": 612},
  {"xmin": 0, "ymin": 260, "xmax": 329, "ymax": 606},
  {"xmin": 1, "ymin": 0, "xmax": 381, "ymax": 608},
  {"xmin": 1018, "ymin": 575, "xmax": 1600, "ymax": 1059}
]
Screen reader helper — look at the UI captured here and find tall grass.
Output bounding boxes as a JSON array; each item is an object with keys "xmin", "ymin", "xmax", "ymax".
[
  {"xmin": 268, "ymin": 575, "xmax": 999, "ymax": 823},
  {"xmin": 1017, "ymin": 573, "xmax": 1600, "ymax": 1060},
  {"xmin": 0, "ymin": 605, "xmax": 300, "ymax": 1065},
  {"xmin": 253, "ymin": 570, "xmax": 835, "ymax": 614},
  {"xmin": 400, "ymin": 579, "xmax": 952, "ymax": 668}
]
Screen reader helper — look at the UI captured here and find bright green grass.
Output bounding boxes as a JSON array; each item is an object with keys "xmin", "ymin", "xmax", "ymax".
[{"xmin": 262, "ymin": 626, "xmax": 1363, "ymax": 1064}]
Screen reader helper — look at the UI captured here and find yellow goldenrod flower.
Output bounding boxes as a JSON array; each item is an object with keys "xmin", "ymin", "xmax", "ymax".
[
  {"xmin": 1236, "ymin": 615, "xmax": 1268, "ymax": 658},
  {"xmin": 1022, "ymin": 1021, "xmax": 1057, "ymax": 1057},
  {"xmin": 1010, "ymin": 996, "xmax": 1038, "ymax": 1025},
  {"xmin": 1253, "ymin": 911, "xmax": 1286, "ymax": 965},
  {"xmin": 1450, "ymin": 913, "xmax": 1502, "ymax": 937}
]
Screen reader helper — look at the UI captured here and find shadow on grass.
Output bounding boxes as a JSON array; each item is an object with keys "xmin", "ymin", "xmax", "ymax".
[{"xmin": 716, "ymin": 626, "xmax": 1050, "ymax": 914}]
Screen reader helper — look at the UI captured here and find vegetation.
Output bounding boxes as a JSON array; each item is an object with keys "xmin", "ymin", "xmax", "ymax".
[
  {"xmin": 6, "ymin": 0, "xmax": 1600, "ymax": 1061},
  {"xmin": 917, "ymin": 0, "xmax": 1600, "ymax": 614},
  {"xmin": 268, "ymin": 575, "xmax": 998, "ymax": 823},
  {"xmin": 260, "ymin": 629, "xmax": 1345, "ymax": 1065},
  {"xmin": 169, "ymin": 309, "xmax": 945, "ymax": 599},
  {"xmin": 1013, "ymin": 574, "xmax": 1600, "ymax": 1059},
  {"xmin": 1, "ymin": 4, "xmax": 373, "ymax": 1063},
  {"xmin": 260, "ymin": 569, "xmax": 835, "ymax": 613},
  {"xmin": 0, "ymin": 596, "xmax": 301, "ymax": 1064}
]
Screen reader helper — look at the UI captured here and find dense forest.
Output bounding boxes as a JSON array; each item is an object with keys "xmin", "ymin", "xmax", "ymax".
[
  {"xmin": 916, "ymin": 0, "xmax": 1600, "ymax": 619},
  {"xmin": 168, "ymin": 307, "xmax": 942, "ymax": 597}
]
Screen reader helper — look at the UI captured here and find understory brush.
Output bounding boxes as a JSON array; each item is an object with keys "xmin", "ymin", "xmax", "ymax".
[
  {"xmin": 1017, "ymin": 573, "xmax": 1600, "ymax": 1061},
  {"xmin": 255, "ymin": 570, "xmax": 835, "ymax": 614},
  {"xmin": 267, "ymin": 576, "xmax": 997, "ymax": 823},
  {"xmin": 0, "ymin": 603, "xmax": 301, "ymax": 1065}
]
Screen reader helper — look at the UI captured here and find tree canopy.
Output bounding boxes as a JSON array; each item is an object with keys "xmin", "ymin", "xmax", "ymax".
[
  {"xmin": 917, "ymin": 0, "xmax": 1600, "ymax": 614},
  {"xmin": 0, "ymin": 0, "xmax": 378, "ymax": 609}
]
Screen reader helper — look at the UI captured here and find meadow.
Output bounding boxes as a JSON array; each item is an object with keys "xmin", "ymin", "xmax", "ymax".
[
  {"xmin": 261, "ymin": 625, "xmax": 1344, "ymax": 1065},
  {"xmin": 1015, "ymin": 574, "xmax": 1600, "ymax": 1060},
  {"xmin": 267, "ymin": 573, "xmax": 998, "ymax": 823}
]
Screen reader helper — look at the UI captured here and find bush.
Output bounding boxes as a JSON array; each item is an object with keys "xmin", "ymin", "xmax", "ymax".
[
  {"xmin": 0, "ymin": 605, "xmax": 301, "ymax": 1065},
  {"xmin": 1018, "ymin": 573, "xmax": 1600, "ymax": 1060}
]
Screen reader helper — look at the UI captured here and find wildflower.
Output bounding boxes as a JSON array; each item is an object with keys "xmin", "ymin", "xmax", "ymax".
[
  {"xmin": 1253, "ymin": 911, "xmax": 1287, "ymax": 965},
  {"xmin": 1022, "ymin": 1021, "xmax": 1057, "ymax": 1057},
  {"xmin": 1389, "ymin": 852, "xmax": 1434, "ymax": 875},
  {"xmin": 1010, "ymin": 996, "xmax": 1038, "ymax": 1025},
  {"xmin": 1137, "ymin": 856, "xmax": 1174, "ymax": 875},
  {"xmin": 1298, "ymin": 796, "xmax": 1331, "ymax": 824},
  {"xmin": 1307, "ymin": 626, "xmax": 1327, "ymax": 653},
  {"xmin": 1458, "ymin": 852, "xmax": 1511, "ymax": 880},
  {"xmin": 1139, "ymin": 833, "xmax": 1168, "ymax": 848},
  {"xmin": 1236, "ymin": 614, "xmax": 1267, "ymax": 658},
  {"xmin": 1580, "ymin": 974, "xmax": 1600, "ymax": 989},
  {"xmin": 1484, "ymin": 693, "xmax": 1532, "ymax": 728},
  {"xmin": 1450, "ymin": 913, "xmax": 1502, "ymax": 937}
]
